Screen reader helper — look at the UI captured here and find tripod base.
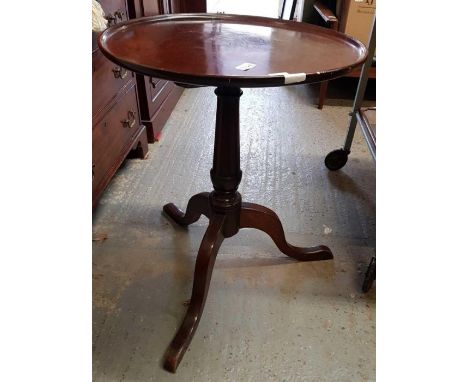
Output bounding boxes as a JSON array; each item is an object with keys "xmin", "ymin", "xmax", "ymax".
[{"xmin": 162, "ymin": 191, "xmax": 332, "ymax": 372}]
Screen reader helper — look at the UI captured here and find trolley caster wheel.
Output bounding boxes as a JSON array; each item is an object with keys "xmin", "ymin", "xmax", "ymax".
[
  {"xmin": 362, "ymin": 257, "xmax": 376, "ymax": 293},
  {"xmin": 324, "ymin": 149, "xmax": 349, "ymax": 171}
]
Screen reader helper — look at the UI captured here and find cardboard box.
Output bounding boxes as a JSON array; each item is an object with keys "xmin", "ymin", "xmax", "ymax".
[{"xmin": 342, "ymin": 0, "xmax": 376, "ymax": 47}]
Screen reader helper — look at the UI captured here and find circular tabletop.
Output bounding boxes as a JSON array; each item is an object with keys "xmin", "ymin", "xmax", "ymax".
[{"xmin": 98, "ymin": 13, "xmax": 367, "ymax": 88}]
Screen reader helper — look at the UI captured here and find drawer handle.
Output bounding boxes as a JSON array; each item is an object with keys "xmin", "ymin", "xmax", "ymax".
[
  {"xmin": 112, "ymin": 66, "xmax": 128, "ymax": 79},
  {"xmin": 92, "ymin": 163, "xmax": 96, "ymax": 180},
  {"xmin": 105, "ymin": 9, "xmax": 124, "ymax": 26},
  {"xmin": 114, "ymin": 10, "xmax": 125, "ymax": 20},
  {"xmin": 121, "ymin": 110, "xmax": 136, "ymax": 129}
]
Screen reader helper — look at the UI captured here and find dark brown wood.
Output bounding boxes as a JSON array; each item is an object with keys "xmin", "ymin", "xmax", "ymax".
[
  {"xmin": 347, "ymin": 65, "xmax": 376, "ymax": 78},
  {"xmin": 127, "ymin": 0, "xmax": 164, "ymax": 18},
  {"xmin": 209, "ymin": 87, "xmax": 243, "ymax": 237},
  {"xmin": 314, "ymin": 0, "xmax": 339, "ymax": 27},
  {"xmin": 98, "ymin": 14, "xmax": 367, "ymax": 88},
  {"xmin": 142, "ymin": 76, "xmax": 174, "ymax": 121},
  {"xmin": 313, "ymin": 1, "xmax": 340, "ymax": 109},
  {"xmin": 127, "ymin": 0, "xmax": 184, "ymax": 142},
  {"xmin": 93, "ymin": 0, "xmax": 188, "ymax": 207},
  {"xmin": 98, "ymin": 14, "xmax": 367, "ymax": 372},
  {"xmin": 141, "ymin": 83, "xmax": 184, "ymax": 142},
  {"xmin": 240, "ymin": 202, "xmax": 332, "ymax": 261},
  {"xmin": 318, "ymin": 80, "xmax": 329, "ymax": 110},
  {"xmin": 167, "ymin": 0, "xmax": 180, "ymax": 13},
  {"xmin": 174, "ymin": 0, "xmax": 206, "ymax": 13},
  {"xmin": 161, "ymin": 87, "xmax": 333, "ymax": 372},
  {"xmin": 92, "ymin": 48, "xmax": 134, "ymax": 117},
  {"xmin": 163, "ymin": 192, "xmax": 211, "ymax": 225},
  {"xmin": 92, "ymin": 81, "xmax": 148, "ymax": 208},
  {"xmin": 163, "ymin": 213, "xmax": 225, "ymax": 372},
  {"xmin": 92, "ymin": 0, "xmax": 149, "ymax": 208},
  {"xmin": 147, "ymin": 77, "xmax": 168, "ymax": 110}
]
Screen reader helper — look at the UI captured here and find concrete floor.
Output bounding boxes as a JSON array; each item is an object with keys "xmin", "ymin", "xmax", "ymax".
[{"xmin": 93, "ymin": 85, "xmax": 376, "ymax": 381}]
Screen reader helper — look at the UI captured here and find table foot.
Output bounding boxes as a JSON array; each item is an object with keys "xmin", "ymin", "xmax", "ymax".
[
  {"xmin": 163, "ymin": 213, "xmax": 225, "ymax": 373},
  {"xmin": 163, "ymin": 192, "xmax": 211, "ymax": 227},
  {"xmin": 240, "ymin": 202, "xmax": 333, "ymax": 261}
]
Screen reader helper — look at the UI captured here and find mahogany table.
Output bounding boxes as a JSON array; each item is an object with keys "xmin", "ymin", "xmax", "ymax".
[{"xmin": 99, "ymin": 13, "xmax": 367, "ymax": 373}]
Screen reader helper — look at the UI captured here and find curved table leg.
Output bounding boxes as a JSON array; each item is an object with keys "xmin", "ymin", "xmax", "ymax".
[
  {"xmin": 163, "ymin": 192, "xmax": 211, "ymax": 227},
  {"xmin": 239, "ymin": 202, "xmax": 333, "ymax": 261},
  {"xmin": 163, "ymin": 213, "xmax": 226, "ymax": 372}
]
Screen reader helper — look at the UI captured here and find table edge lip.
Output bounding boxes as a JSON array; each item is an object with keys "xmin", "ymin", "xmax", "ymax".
[{"xmin": 98, "ymin": 13, "xmax": 369, "ymax": 88}]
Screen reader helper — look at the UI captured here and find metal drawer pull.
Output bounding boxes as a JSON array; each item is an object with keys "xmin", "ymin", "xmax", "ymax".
[
  {"xmin": 112, "ymin": 66, "xmax": 128, "ymax": 79},
  {"xmin": 114, "ymin": 10, "xmax": 125, "ymax": 20},
  {"xmin": 121, "ymin": 110, "xmax": 136, "ymax": 128},
  {"xmin": 105, "ymin": 9, "xmax": 124, "ymax": 26},
  {"xmin": 92, "ymin": 163, "xmax": 96, "ymax": 180},
  {"xmin": 104, "ymin": 13, "xmax": 117, "ymax": 25}
]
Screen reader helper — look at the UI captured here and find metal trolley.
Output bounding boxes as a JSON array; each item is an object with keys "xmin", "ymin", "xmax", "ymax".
[{"xmin": 324, "ymin": 19, "xmax": 376, "ymax": 292}]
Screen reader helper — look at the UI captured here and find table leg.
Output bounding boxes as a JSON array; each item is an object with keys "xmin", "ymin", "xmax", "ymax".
[
  {"xmin": 163, "ymin": 192, "xmax": 211, "ymax": 226},
  {"xmin": 318, "ymin": 80, "xmax": 328, "ymax": 109},
  {"xmin": 163, "ymin": 213, "xmax": 226, "ymax": 373},
  {"xmin": 240, "ymin": 202, "xmax": 332, "ymax": 261}
]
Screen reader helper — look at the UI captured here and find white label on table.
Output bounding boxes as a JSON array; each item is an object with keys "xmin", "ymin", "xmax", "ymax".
[
  {"xmin": 235, "ymin": 63, "xmax": 256, "ymax": 71},
  {"xmin": 268, "ymin": 72, "xmax": 307, "ymax": 84}
]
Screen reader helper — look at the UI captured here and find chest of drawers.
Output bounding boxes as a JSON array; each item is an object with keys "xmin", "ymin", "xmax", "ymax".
[{"xmin": 92, "ymin": 0, "xmax": 148, "ymax": 208}]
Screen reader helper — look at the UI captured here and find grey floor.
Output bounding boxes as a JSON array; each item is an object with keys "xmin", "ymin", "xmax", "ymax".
[{"xmin": 93, "ymin": 86, "xmax": 376, "ymax": 382}]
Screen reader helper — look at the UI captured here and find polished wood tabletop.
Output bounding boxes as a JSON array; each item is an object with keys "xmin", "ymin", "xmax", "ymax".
[{"xmin": 98, "ymin": 13, "xmax": 367, "ymax": 88}]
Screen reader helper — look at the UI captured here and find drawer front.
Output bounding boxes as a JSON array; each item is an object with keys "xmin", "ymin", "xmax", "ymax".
[
  {"xmin": 145, "ymin": 76, "xmax": 174, "ymax": 117},
  {"xmin": 141, "ymin": 0, "xmax": 163, "ymax": 16},
  {"xmin": 93, "ymin": 49, "xmax": 134, "ymax": 116},
  {"xmin": 92, "ymin": 84, "xmax": 141, "ymax": 189},
  {"xmin": 99, "ymin": 0, "xmax": 128, "ymax": 27}
]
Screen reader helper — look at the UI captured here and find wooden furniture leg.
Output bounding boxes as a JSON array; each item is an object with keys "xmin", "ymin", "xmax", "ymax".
[
  {"xmin": 318, "ymin": 80, "xmax": 329, "ymax": 109},
  {"xmin": 163, "ymin": 213, "xmax": 226, "ymax": 372},
  {"xmin": 240, "ymin": 202, "xmax": 332, "ymax": 261},
  {"xmin": 163, "ymin": 87, "xmax": 244, "ymax": 372},
  {"xmin": 313, "ymin": 1, "xmax": 339, "ymax": 109},
  {"xmin": 164, "ymin": 192, "xmax": 211, "ymax": 226}
]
